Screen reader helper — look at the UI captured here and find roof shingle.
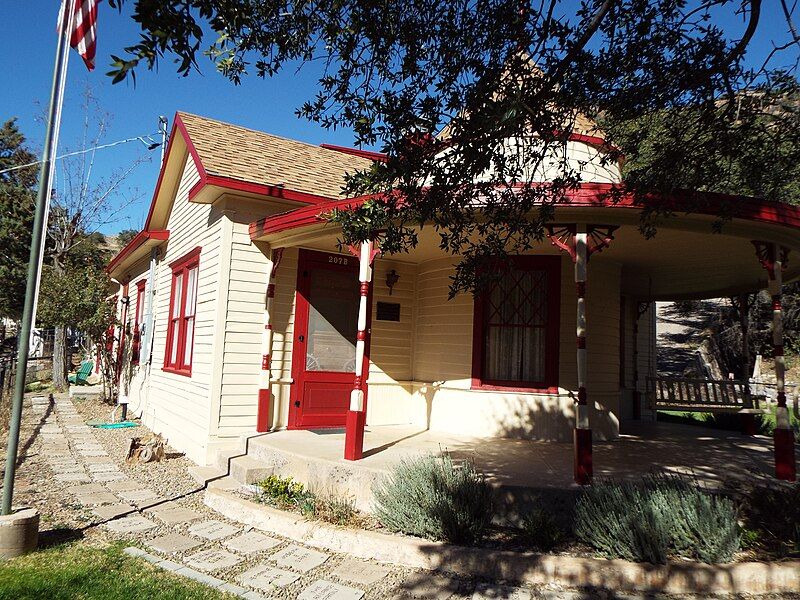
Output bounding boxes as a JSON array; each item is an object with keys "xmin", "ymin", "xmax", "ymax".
[{"xmin": 177, "ymin": 112, "xmax": 374, "ymax": 199}]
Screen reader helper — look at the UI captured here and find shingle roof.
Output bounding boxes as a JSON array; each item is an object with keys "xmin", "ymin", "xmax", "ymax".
[{"xmin": 177, "ymin": 112, "xmax": 374, "ymax": 199}]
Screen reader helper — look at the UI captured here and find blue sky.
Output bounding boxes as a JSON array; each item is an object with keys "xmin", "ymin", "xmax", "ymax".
[{"xmin": 1, "ymin": 1, "xmax": 797, "ymax": 235}]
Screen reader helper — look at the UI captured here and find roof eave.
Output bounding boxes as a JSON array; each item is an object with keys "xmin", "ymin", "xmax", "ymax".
[{"xmin": 106, "ymin": 230, "xmax": 170, "ymax": 281}]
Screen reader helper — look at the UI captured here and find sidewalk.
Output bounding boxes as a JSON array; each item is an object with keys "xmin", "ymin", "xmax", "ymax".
[{"xmin": 11, "ymin": 394, "xmax": 580, "ymax": 600}]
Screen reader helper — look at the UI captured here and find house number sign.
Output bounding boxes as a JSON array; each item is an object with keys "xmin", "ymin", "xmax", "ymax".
[{"xmin": 327, "ymin": 254, "xmax": 349, "ymax": 265}]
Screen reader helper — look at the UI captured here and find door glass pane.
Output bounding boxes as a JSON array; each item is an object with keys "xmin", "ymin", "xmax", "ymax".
[{"xmin": 306, "ymin": 269, "xmax": 359, "ymax": 372}]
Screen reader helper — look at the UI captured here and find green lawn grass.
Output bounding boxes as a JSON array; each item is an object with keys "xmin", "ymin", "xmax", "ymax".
[
  {"xmin": 0, "ymin": 541, "xmax": 233, "ymax": 600},
  {"xmin": 658, "ymin": 405, "xmax": 799, "ymax": 436}
]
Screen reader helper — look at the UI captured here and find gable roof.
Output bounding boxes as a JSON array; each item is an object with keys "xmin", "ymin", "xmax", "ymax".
[{"xmin": 177, "ymin": 112, "xmax": 374, "ymax": 200}]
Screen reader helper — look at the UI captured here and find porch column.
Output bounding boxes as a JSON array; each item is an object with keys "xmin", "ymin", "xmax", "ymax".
[
  {"xmin": 547, "ymin": 223, "xmax": 617, "ymax": 485},
  {"xmin": 574, "ymin": 226, "xmax": 592, "ymax": 484},
  {"xmin": 257, "ymin": 247, "xmax": 284, "ymax": 433},
  {"xmin": 753, "ymin": 241, "xmax": 795, "ymax": 481},
  {"xmin": 345, "ymin": 240, "xmax": 376, "ymax": 461},
  {"xmin": 631, "ymin": 302, "xmax": 648, "ymax": 420}
]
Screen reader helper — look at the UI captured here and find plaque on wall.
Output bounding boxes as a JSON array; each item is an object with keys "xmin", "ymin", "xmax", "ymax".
[{"xmin": 376, "ymin": 302, "xmax": 401, "ymax": 322}]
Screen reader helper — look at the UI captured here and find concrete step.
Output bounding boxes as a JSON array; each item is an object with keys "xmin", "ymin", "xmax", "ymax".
[
  {"xmin": 187, "ymin": 465, "xmax": 227, "ymax": 486},
  {"xmin": 207, "ymin": 475, "xmax": 247, "ymax": 492},
  {"xmin": 244, "ymin": 435, "xmax": 380, "ymax": 511},
  {"xmin": 228, "ymin": 455, "xmax": 274, "ymax": 485},
  {"xmin": 212, "ymin": 445, "xmax": 245, "ymax": 472}
]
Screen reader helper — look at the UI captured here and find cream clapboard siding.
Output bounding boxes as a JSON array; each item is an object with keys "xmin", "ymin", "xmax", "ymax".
[
  {"xmin": 365, "ymin": 259, "xmax": 417, "ymax": 425},
  {"xmin": 215, "ymin": 202, "xmax": 300, "ymax": 438},
  {"xmin": 267, "ymin": 247, "xmax": 299, "ymax": 429},
  {"xmin": 618, "ymin": 297, "xmax": 657, "ymax": 422},
  {"xmin": 409, "ymin": 254, "xmax": 622, "ymax": 440},
  {"xmin": 139, "ymin": 154, "xmax": 225, "ymax": 464},
  {"xmin": 637, "ymin": 302, "xmax": 657, "ymax": 420}
]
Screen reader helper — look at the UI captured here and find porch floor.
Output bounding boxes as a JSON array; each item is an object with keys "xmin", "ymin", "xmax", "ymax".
[{"xmin": 253, "ymin": 421, "xmax": 792, "ymax": 490}]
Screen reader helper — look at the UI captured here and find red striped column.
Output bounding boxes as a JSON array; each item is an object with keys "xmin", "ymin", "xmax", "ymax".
[
  {"xmin": 574, "ymin": 227, "xmax": 592, "ymax": 484},
  {"xmin": 753, "ymin": 241, "xmax": 795, "ymax": 481},
  {"xmin": 345, "ymin": 240, "xmax": 375, "ymax": 461},
  {"xmin": 256, "ymin": 247, "xmax": 284, "ymax": 433}
]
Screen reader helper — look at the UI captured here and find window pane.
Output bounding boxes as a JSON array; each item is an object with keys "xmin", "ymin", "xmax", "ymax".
[
  {"xmin": 169, "ymin": 319, "xmax": 179, "ymax": 365},
  {"xmin": 483, "ymin": 267, "xmax": 548, "ymax": 383},
  {"xmin": 185, "ymin": 266, "xmax": 198, "ymax": 318},
  {"xmin": 172, "ymin": 273, "xmax": 183, "ymax": 319},
  {"xmin": 183, "ymin": 316, "xmax": 194, "ymax": 366}
]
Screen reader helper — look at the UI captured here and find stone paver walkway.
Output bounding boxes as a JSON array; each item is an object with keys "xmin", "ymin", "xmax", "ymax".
[{"xmin": 33, "ymin": 395, "xmax": 571, "ymax": 600}]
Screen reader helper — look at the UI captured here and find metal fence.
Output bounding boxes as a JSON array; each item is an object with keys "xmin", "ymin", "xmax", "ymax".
[{"xmin": 0, "ymin": 355, "xmax": 17, "ymax": 431}]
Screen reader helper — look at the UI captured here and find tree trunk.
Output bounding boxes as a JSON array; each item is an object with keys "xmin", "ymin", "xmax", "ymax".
[{"xmin": 52, "ymin": 325, "xmax": 68, "ymax": 390}]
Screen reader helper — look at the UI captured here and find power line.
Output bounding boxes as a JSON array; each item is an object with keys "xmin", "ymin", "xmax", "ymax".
[{"xmin": 0, "ymin": 134, "xmax": 162, "ymax": 176}]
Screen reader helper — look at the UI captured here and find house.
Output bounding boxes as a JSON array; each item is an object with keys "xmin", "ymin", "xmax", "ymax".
[{"xmin": 108, "ymin": 112, "xmax": 799, "ymax": 484}]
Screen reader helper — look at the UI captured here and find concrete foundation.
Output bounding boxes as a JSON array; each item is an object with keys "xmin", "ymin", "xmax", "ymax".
[{"xmin": 0, "ymin": 508, "xmax": 39, "ymax": 558}]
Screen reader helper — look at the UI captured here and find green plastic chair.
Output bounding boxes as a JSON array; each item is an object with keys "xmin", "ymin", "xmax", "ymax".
[{"xmin": 68, "ymin": 360, "xmax": 94, "ymax": 385}]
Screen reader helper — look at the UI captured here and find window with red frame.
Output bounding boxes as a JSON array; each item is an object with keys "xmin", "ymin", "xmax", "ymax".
[
  {"xmin": 131, "ymin": 280, "xmax": 146, "ymax": 364},
  {"xmin": 164, "ymin": 248, "xmax": 200, "ymax": 375},
  {"xmin": 472, "ymin": 256, "xmax": 561, "ymax": 390}
]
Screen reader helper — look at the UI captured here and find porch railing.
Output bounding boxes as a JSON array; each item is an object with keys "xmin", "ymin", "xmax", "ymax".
[{"xmin": 646, "ymin": 376, "xmax": 759, "ymax": 412}]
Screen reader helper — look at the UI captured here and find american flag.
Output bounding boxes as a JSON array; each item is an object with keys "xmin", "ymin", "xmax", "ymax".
[{"xmin": 59, "ymin": 0, "xmax": 99, "ymax": 71}]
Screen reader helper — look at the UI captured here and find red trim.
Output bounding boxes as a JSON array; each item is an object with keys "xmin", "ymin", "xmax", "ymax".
[
  {"xmin": 252, "ymin": 183, "xmax": 800, "ymax": 240},
  {"xmin": 163, "ymin": 247, "xmax": 201, "ymax": 377},
  {"xmin": 289, "ymin": 249, "xmax": 372, "ymax": 429},
  {"xmin": 144, "ymin": 112, "xmax": 337, "ymax": 236},
  {"xmin": 106, "ymin": 230, "xmax": 169, "ymax": 274},
  {"xmin": 320, "ymin": 143, "xmax": 388, "ymax": 163},
  {"xmin": 116, "ymin": 284, "xmax": 129, "ymax": 383},
  {"xmin": 131, "ymin": 280, "xmax": 146, "ymax": 365},
  {"xmin": 142, "ymin": 114, "xmax": 207, "ymax": 231},
  {"xmin": 574, "ymin": 428, "xmax": 593, "ymax": 485},
  {"xmin": 344, "ymin": 409, "xmax": 367, "ymax": 460},
  {"xmin": 471, "ymin": 255, "xmax": 561, "ymax": 391},
  {"xmin": 774, "ymin": 428, "xmax": 796, "ymax": 481},
  {"xmin": 250, "ymin": 196, "xmax": 369, "ymax": 239},
  {"xmin": 565, "ymin": 132, "xmax": 624, "ymax": 159},
  {"xmin": 190, "ymin": 173, "xmax": 336, "ymax": 206},
  {"xmin": 257, "ymin": 389, "xmax": 271, "ymax": 433}
]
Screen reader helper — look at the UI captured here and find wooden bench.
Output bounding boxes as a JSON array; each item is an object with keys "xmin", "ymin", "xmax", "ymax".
[{"xmin": 646, "ymin": 376, "xmax": 765, "ymax": 433}]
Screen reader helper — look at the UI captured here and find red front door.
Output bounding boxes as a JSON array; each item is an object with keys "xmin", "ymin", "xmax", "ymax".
[{"xmin": 290, "ymin": 249, "xmax": 364, "ymax": 428}]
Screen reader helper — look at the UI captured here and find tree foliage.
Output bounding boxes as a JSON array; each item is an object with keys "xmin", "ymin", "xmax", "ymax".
[
  {"xmin": 107, "ymin": 0, "xmax": 800, "ymax": 293},
  {"xmin": 36, "ymin": 234, "xmax": 115, "ymax": 335},
  {"xmin": 116, "ymin": 228, "xmax": 138, "ymax": 246},
  {"xmin": 0, "ymin": 119, "xmax": 37, "ymax": 321}
]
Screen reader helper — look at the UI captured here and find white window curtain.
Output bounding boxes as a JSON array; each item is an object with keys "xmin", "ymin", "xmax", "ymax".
[{"xmin": 484, "ymin": 269, "xmax": 548, "ymax": 383}]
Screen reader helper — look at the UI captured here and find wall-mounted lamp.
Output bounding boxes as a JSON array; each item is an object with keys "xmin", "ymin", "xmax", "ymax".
[{"xmin": 385, "ymin": 269, "xmax": 399, "ymax": 295}]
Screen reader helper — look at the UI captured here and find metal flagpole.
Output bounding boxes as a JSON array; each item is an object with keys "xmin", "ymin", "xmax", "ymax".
[
  {"xmin": 1, "ymin": 0, "xmax": 76, "ymax": 515},
  {"xmin": 29, "ymin": 0, "xmax": 74, "ymax": 346}
]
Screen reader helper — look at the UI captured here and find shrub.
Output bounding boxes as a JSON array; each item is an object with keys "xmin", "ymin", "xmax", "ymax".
[
  {"xmin": 309, "ymin": 493, "xmax": 360, "ymax": 527},
  {"xmin": 575, "ymin": 474, "xmax": 740, "ymax": 564},
  {"xmin": 740, "ymin": 482, "xmax": 800, "ymax": 557},
  {"xmin": 521, "ymin": 506, "xmax": 565, "ymax": 551},
  {"xmin": 256, "ymin": 475, "xmax": 314, "ymax": 513},
  {"xmin": 372, "ymin": 454, "xmax": 495, "ymax": 545}
]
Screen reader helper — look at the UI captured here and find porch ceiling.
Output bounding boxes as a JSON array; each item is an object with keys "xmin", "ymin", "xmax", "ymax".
[{"xmin": 255, "ymin": 204, "xmax": 800, "ymax": 301}]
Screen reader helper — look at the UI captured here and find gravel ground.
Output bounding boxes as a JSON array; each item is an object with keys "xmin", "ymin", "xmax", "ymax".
[{"xmin": 2, "ymin": 391, "xmax": 797, "ymax": 600}]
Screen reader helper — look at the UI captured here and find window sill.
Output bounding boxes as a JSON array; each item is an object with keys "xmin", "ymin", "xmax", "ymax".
[
  {"xmin": 162, "ymin": 365, "xmax": 192, "ymax": 377},
  {"xmin": 470, "ymin": 382, "xmax": 560, "ymax": 395}
]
